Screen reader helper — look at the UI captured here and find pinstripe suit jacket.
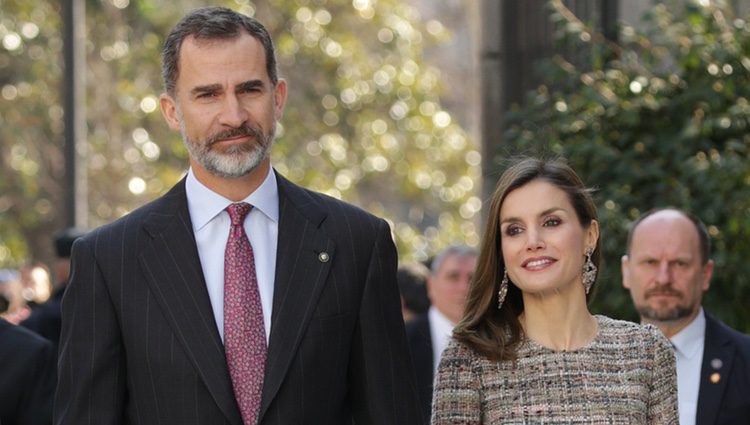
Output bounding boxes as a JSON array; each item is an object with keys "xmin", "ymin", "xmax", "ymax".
[{"xmin": 54, "ymin": 172, "xmax": 421, "ymax": 425}]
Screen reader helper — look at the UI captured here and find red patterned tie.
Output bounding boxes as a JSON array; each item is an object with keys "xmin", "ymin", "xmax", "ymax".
[{"xmin": 224, "ymin": 203, "xmax": 266, "ymax": 425}]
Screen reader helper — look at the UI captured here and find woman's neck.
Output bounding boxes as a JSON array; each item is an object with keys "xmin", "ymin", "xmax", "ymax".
[{"xmin": 519, "ymin": 292, "xmax": 597, "ymax": 352}]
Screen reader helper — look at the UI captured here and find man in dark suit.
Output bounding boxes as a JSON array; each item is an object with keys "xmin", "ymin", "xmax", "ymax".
[
  {"xmin": 622, "ymin": 208, "xmax": 750, "ymax": 425},
  {"xmin": 405, "ymin": 245, "xmax": 476, "ymax": 423},
  {"xmin": 397, "ymin": 262, "xmax": 430, "ymax": 324},
  {"xmin": 54, "ymin": 7, "xmax": 420, "ymax": 424},
  {"xmin": 21, "ymin": 228, "xmax": 86, "ymax": 351},
  {"xmin": 0, "ymin": 317, "xmax": 56, "ymax": 425}
]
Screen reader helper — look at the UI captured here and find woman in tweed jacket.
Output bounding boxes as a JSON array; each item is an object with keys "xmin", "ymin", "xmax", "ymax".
[{"xmin": 431, "ymin": 157, "xmax": 678, "ymax": 424}]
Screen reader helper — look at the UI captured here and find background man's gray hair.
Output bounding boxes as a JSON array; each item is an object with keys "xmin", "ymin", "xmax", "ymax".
[{"xmin": 430, "ymin": 245, "xmax": 478, "ymax": 274}]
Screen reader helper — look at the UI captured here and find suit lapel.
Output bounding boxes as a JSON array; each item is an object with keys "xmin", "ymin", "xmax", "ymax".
[
  {"xmin": 696, "ymin": 315, "xmax": 735, "ymax": 425},
  {"xmin": 138, "ymin": 180, "xmax": 242, "ymax": 425},
  {"xmin": 259, "ymin": 173, "xmax": 334, "ymax": 420}
]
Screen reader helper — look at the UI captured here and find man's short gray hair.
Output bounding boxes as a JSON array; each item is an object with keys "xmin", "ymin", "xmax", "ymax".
[{"xmin": 431, "ymin": 245, "xmax": 478, "ymax": 274}]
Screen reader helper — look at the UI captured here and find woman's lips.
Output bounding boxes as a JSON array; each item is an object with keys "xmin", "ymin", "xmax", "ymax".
[{"xmin": 521, "ymin": 257, "xmax": 556, "ymax": 270}]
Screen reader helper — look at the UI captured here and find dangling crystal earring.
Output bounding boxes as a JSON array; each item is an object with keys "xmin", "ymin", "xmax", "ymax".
[
  {"xmin": 497, "ymin": 269, "xmax": 509, "ymax": 309},
  {"xmin": 582, "ymin": 247, "xmax": 597, "ymax": 294}
]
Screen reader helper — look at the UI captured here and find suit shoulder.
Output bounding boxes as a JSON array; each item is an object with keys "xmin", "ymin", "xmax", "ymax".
[
  {"xmin": 80, "ymin": 181, "xmax": 185, "ymax": 245},
  {"xmin": 706, "ymin": 313, "xmax": 750, "ymax": 351},
  {"xmin": 277, "ymin": 171, "xmax": 385, "ymax": 227},
  {"xmin": 310, "ymin": 189, "xmax": 382, "ymax": 223},
  {"xmin": 0, "ymin": 319, "xmax": 53, "ymax": 356}
]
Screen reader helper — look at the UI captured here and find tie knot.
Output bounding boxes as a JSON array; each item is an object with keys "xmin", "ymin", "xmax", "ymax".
[{"xmin": 226, "ymin": 203, "xmax": 252, "ymax": 226}]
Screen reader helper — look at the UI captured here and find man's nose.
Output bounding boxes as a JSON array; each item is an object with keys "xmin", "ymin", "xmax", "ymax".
[
  {"xmin": 655, "ymin": 261, "xmax": 671, "ymax": 285},
  {"xmin": 219, "ymin": 95, "xmax": 249, "ymax": 127}
]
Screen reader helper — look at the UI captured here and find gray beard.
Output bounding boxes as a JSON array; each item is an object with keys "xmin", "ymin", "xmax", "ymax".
[
  {"xmin": 181, "ymin": 122, "xmax": 275, "ymax": 179},
  {"xmin": 636, "ymin": 304, "xmax": 694, "ymax": 323}
]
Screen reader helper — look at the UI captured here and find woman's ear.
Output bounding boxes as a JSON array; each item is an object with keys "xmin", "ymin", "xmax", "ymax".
[{"xmin": 586, "ymin": 219, "xmax": 600, "ymax": 249}]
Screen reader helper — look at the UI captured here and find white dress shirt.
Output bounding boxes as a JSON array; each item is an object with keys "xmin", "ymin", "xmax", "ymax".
[
  {"xmin": 428, "ymin": 305, "xmax": 456, "ymax": 376},
  {"xmin": 670, "ymin": 308, "xmax": 706, "ymax": 425},
  {"xmin": 185, "ymin": 167, "xmax": 279, "ymax": 343}
]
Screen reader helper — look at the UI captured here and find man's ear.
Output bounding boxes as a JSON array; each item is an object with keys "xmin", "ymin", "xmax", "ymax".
[
  {"xmin": 273, "ymin": 79, "xmax": 287, "ymax": 121},
  {"xmin": 702, "ymin": 259, "xmax": 714, "ymax": 292},
  {"xmin": 621, "ymin": 255, "xmax": 631, "ymax": 289},
  {"xmin": 160, "ymin": 93, "xmax": 181, "ymax": 131}
]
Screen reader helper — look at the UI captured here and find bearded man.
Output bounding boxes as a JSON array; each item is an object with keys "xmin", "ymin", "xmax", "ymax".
[
  {"xmin": 54, "ymin": 7, "xmax": 420, "ymax": 425},
  {"xmin": 622, "ymin": 208, "xmax": 750, "ymax": 425}
]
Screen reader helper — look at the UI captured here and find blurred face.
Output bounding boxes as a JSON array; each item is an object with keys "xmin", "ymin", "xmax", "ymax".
[
  {"xmin": 499, "ymin": 179, "xmax": 598, "ymax": 298},
  {"xmin": 428, "ymin": 254, "xmax": 477, "ymax": 324},
  {"xmin": 622, "ymin": 210, "xmax": 712, "ymax": 327},
  {"xmin": 160, "ymin": 32, "xmax": 286, "ymax": 179}
]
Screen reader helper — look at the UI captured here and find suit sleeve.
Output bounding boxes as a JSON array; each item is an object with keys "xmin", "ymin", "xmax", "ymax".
[
  {"xmin": 431, "ymin": 340, "xmax": 482, "ymax": 425},
  {"xmin": 647, "ymin": 328, "xmax": 679, "ymax": 425},
  {"xmin": 54, "ymin": 237, "xmax": 127, "ymax": 425},
  {"xmin": 347, "ymin": 219, "xmax": 422, "ymax": 424}
]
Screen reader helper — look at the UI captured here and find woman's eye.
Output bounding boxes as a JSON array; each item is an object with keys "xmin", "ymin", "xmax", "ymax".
[
  {"xmin": 544, "ymin": 218, "xmax": 561, "ymax": 227},
  {"xmin": 505, "ymin": 225, "xmax": 522, "ymax": 236}
]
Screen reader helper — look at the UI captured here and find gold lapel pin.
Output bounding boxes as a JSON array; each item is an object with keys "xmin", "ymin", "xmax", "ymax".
[
  {"xmin": 318, "ymin": 252, "xmax": 330, "ymax": 263},
  {"xmin": 710, "ymin": 372, "xmax": 721, "ymax": 384}
]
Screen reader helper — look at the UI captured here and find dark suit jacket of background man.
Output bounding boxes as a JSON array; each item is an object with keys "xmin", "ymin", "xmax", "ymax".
[
  {"xmin": 21, "ymin": 286, "xmax": 65, "ymax": 351},
  {"xmin": 54, "ymin": 172, "xmax": 421, "ymax": 425},
  {"xmin": 405, "ymin": 313, "xmax": 434, "ymax": 424},
  {"xmin": 697, "ymin": 313, "xmax": 750, "ymax": 425},
  {"xmin": 0, "ymin": 317, "xmax": 56, "ymax": 425}
]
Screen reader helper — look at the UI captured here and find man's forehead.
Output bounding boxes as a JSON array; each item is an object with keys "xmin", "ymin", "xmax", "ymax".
[
  {"xmin": 174, "ymin": 33, "xmax": 268, "ymax": 92},
  {"xmin": 632, "ymin": 214, "xmax": 700, "ymax": 257}
]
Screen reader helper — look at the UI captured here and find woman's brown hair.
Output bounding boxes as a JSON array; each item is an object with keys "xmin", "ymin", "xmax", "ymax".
[{"xmin": 452, "ymin": 157, "xmax": 601, "ymax": 362}]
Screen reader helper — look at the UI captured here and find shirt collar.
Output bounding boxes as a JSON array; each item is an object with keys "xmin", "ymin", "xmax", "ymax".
[
  {"xmin": 670, "ymin": 307, "xmax": 706, "ymax": 360},
  {"xmin": 429, "ymin": 305, "xmax": 457, "ymax": 333},
  {"xmin": 185, "ymin": 166, "xmax": 279, "ymax": 232}
]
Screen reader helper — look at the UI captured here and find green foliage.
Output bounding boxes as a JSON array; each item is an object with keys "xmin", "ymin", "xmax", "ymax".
[
  {"xmin": 502, "ymin": 0, "xmax": 750, "ymax": 331},
  {"xmin": 0, "ymin": 0, "xmax": 479, "ymax": 269}
]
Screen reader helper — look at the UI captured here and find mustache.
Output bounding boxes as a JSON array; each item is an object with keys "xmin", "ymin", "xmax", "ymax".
[
  {"xmin": 645, "ymin": 288, "xmax": 682, "ymax": 299},
  {"xmin": 206, "ymin": 123, "xmax": 264, "ymax": 147}
]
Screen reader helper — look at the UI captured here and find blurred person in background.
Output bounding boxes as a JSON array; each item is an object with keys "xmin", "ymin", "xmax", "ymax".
[
  {"xmin": 0, "ymin": 269, "xmax": 30, "ymax": 324},
  {"xmin": 406, "ymin": 244, "xmax": 477, "ymax": 423},
  {"xmin": 21, "ymin": 228, "xmax": 86, "ymax": 351},
  {"xmin": 622, "ymin": 208, "xmax": 750, "ymax": 425},
  {"xmin": 0, "ymin": 316, "xmax": 56, "ymax": 425},
  {"xmin": 397, "ymin": 262, "xmax": 431, "ymax": 324},
  {"xmin": 18, "ymin": 263, "xmax": 52, "ymax": 307},
  {"xmin": 432, "ymin": 157, "xmax": 677, "ymax": 424}
]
